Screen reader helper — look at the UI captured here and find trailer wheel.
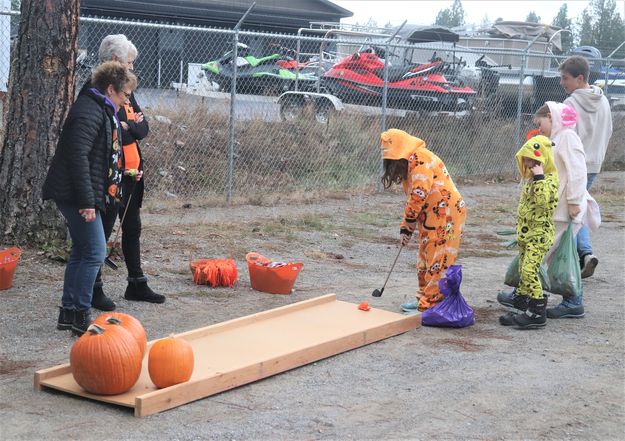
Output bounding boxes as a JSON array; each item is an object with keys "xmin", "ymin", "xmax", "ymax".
[
  {"xmin": 279, "ymin": 96, "xmax": 305, "ymax": 121},
  {"xmin": 314, "ymin": 101, "xmax": 334, "ymax": 124}
]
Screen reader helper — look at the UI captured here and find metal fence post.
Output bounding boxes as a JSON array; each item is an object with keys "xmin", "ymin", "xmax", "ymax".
[
  {"xmin": 179, "ymin": 59, "xmax": 183, "ymax": 89},
  {"xmin": 379, "ymin": 21, "xmax": 405, "ymax": 192},
  {"xmin": 378, "ymin": 42, "xmax": 390, "ymax": 192},
  {"xmin": 157, "ymin": 58, "xmax": 161, "ymax": 89},
  {"xmin": 226, "ymin": 2, "xmax": 255, "ymax": 203},
  {"xmin": 226, "ymin": 31, "xmax": 238, "ymax": 203},
  {"xmin": 514, "ymin": 51, "xmax": 527, "ymax": 146}
]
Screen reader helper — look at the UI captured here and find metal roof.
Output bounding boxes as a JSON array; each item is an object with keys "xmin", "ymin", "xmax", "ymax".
[{"xmin": 80, "ymin": 0, "xmax": 353, "ymax": 30}]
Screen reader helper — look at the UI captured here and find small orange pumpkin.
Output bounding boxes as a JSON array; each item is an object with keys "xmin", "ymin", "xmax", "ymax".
[
  {"xmin": 70, "ymin": 324, "xmax": 142, "ymax": 395},
  {"xmin": 148, "ymin": 335, "xmax": 194, "ymax": 389},
  {"xmin": 93, "ymin": 312, "xmax": 147, "ymax": 356}
]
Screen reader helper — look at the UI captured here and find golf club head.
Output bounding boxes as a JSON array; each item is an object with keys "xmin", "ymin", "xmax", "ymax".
[
  {"xmin": 104, "ymin": 256, "xmax": 118, "ymax": 270},
  {"xmin": 372, "ymin": 288, "xmax": 383, "ymax": 297}
]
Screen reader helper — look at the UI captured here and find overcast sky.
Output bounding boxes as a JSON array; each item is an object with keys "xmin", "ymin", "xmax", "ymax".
[{"xmin": 332, "ymin": 0, "xmax": 625, "ymax": 28}]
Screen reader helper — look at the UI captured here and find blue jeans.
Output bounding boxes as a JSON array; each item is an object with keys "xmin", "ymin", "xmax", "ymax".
[
  {"xmin": 58, "ymin": 204, "xmax": 106, "ymax": 310},
  {"xmin": 576, "ymin": 173, "xmax": 598, "ymax": 258}
]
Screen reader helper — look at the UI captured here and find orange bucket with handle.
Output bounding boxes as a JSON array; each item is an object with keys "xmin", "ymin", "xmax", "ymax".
[
  {"xmin": 246, "ymin": 252, "xmax": 303, "ymax": 295},
  {"xmin": 0, "ymin": 247, "xmax": 21, "ymax": 290}
]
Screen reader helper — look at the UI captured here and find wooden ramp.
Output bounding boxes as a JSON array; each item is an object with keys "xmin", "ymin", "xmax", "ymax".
[{"xmin": 35, "ymin": 294, "xmax": 420, "ymax": 416}]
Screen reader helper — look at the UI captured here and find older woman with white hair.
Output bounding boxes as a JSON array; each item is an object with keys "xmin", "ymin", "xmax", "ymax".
[{"xmin": 81, "ymin": 34, "xmax": 165, "ymax": 310}]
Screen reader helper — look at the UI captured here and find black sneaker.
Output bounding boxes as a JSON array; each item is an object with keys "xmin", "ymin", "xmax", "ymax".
[
  {"xmin": 57, "ymin": 307, "xmax": 74, "ymax": 330},
  {"xmin": 124, "ymin": 277, "xmax": 165, "ymax": 304},
  {"xmin": 71, "ymin": 309, "xmax": 92, "ymax": 336},
  {"xmin": 91, "ymin": 285, "xmax": 116, "ymax": 311}
]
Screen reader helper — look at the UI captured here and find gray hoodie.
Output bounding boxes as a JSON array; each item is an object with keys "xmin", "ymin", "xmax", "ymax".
[{"xmin": 564, "ymin": 85, "xmax": 612, "ymax": 174}]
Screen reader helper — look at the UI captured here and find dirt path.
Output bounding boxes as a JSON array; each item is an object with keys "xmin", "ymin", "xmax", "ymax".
[{"xmin": 1, "ymin": 172, "xmax": 623, "ymax": 440}]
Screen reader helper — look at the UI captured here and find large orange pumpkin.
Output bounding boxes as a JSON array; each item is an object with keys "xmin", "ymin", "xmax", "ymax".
[
  {"xmin": 148, "ymin": 336, "xmax": 194, "ymax": 389},
  {"xmin": 70, "ymin": 324, "xmax": 142, "ymax": 395},
  {"xmin": 93, "ymin": 312, "xmax": 147, "ymax": 356}
]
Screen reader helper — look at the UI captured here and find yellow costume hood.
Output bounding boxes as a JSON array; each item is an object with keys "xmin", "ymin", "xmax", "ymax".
[
  {"xmin": 380, "ymin": 129, "xmax": 426, "ymax": 160},
  {"xmin": 515, "ymin": 135, "xmax": 557, "ymax": 178}
]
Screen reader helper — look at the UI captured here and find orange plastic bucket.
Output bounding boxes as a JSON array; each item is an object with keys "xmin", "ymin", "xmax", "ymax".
[
  {"xmin": 246, "ymin": 252, "xmax": 303, "ymax": 295},
  {"xmin": 0, "ymin": 247, "xmax": 21, "ymax": 290}
]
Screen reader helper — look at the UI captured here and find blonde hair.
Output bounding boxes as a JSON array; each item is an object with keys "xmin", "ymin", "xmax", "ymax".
[{"xmin": 91, "ymin": 61, "xmax": 136, "ymax": 93}]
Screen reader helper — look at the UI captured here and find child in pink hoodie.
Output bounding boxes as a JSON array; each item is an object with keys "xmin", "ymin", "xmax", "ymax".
[{"xmin": 533, "ymin": 101, "xmax": 600, "ymax": 319}]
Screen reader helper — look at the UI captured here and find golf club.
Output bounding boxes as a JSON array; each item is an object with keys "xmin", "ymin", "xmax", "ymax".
[
  {"xmin": 371, "ymin": 244, "xmax": 403, "ymax": 297},
  {"xmin": 104, "ymin": 184, "xmax": 135, "ymax": 270}
]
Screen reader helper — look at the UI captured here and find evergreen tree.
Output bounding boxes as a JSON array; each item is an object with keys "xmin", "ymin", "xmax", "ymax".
[
  {"xmin": 576, "ymin": 0, "xmax": 625, "ymax": 57},
  {"xmin": 450, "ymin": 0, "xmax": 465, "ymax": 27},
  {"xmin": 0, "ymin": 0, "xmax": 80, "ymax": 243},
  {"xmin": 434, "ymin": 0, "xmax": 465, "ymax": 28},
  {"xmin": 552, "ymin": 4, "xmax": 574, "ymax": 53},
  {"xmin": 525, "ymin": 11, "xmax": 541, "ymax": 23},
  {"xmin": 577, "ymin": 9, "xmax": 594, "ymax": 46},
  {"xmin": 435, "ymin": 9, "xmax": 453, "ymax": 27}
]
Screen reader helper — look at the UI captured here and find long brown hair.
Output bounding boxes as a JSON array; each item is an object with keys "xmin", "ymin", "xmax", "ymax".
[{"xmin": 381, "ymin": 159, "xmax": 408, "ymax": 189}]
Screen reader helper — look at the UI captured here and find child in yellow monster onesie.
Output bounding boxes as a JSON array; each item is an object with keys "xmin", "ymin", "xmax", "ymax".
[
  {"xmin": 380, "ymin": 129, "xmax": 466, "ymax": 312},
  {"xmin": 500, "ymin": 135, "xmax": 559, "ymax": 329}
]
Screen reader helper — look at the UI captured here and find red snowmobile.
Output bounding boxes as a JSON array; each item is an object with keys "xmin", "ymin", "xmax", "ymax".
[{"xmin": 322, "ymin": 50, "xmax": 477, "ymax": 112}]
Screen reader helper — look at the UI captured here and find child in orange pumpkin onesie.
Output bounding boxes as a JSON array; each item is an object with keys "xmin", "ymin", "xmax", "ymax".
[{"xmin": 380, "ymin": 128, "xmax": 467, "ymax": 312}]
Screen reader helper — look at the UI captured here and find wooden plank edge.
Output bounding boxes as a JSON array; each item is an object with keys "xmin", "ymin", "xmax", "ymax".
[
  {"xmin": 34, "ymin": 363, "xmax": 71, "ymax": 391},
  {"xmin": 175, "ymin": 293, "xmax": 337, "ymax": 341},
  {"xmin": 133, "ymin": 312, "xmax": 420, "ymax": 417}
]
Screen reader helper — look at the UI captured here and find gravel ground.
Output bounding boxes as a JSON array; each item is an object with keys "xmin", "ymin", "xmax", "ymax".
[{"xmin": 1, "ymin": 171, "xmax": 623, "ymax": 440}]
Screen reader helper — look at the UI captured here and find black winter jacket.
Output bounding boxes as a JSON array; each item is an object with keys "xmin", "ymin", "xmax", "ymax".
[
  {"xmin": 79, "ymin": 80, "xmax": 149, "ymax": 207},
  {"xmin": 42, "ymin": 89, "xmax": 116, "ymax": 212}
]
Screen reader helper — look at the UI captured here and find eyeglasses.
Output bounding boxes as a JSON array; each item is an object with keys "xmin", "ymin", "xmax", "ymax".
[{"xmin": 122, "ymin": 91, "xmax": 132, "ymax": 99}]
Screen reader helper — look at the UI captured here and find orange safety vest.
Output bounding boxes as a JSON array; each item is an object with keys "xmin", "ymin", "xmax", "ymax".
[{"xmin": 122, "ymin": 102, "xmax": 141, "ymax": 171}]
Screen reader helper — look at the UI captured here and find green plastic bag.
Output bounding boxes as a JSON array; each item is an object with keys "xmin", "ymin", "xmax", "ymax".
[
  {"xmin": 504, "ymin": 254, "xmax": 551, "ymax": 292},
  {"xmin": 547, "ymin": 222, "xmax": 582, "ymax": 297}
]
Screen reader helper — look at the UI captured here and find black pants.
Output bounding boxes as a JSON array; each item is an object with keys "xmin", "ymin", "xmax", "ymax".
[{"xmin": 95, "ymin": 177, "xmax": 144, "ymax": 286}]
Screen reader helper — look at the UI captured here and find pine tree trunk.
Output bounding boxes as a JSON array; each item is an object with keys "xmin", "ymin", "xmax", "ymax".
[{"xmin": 0, "ymin": 0, "xmax": 80, "ymax": 244}]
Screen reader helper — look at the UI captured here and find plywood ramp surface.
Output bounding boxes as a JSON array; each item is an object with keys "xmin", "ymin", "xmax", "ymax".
[{"xmin": 35, "ymin": 294, "xmax": 420, "ymax": 416}]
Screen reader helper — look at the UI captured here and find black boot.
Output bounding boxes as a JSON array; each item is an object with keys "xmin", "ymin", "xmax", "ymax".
[
  {"xmin": 124, "ymin": 276, "xmax": 165, "ymax": 304},
  {"xmin": 57, "ymin": 307, "xmax": 74, "ymax": 330},
  {"xmin": 72, "ymin": 309, "xmax": 92, "ymax": 336},
  {"xmin": 499, "ymin": 294, "xmax": 529, "ymax": 326},
  {"xmin": 512, "ymin": 297, "xmax": 547, "ymax": 329},
  {"xmin": 91, "ymin": 285, "xmax": 116, "ymax": 311}
]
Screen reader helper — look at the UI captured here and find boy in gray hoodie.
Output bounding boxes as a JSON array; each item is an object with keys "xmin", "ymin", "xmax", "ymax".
[{"xmin": 559, "ymin": 55, "xmax": 612, "ymax": 284}]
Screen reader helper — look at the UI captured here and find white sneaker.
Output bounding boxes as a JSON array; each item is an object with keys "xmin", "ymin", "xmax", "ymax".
[{"xmin": 581, "ymin": 254, "xmax": 598, "ymax": 279}]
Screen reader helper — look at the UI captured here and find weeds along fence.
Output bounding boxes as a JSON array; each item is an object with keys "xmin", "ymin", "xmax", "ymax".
[{"xmin": 0, "ymin": 11, "xmax": 623, "ymax": 202}]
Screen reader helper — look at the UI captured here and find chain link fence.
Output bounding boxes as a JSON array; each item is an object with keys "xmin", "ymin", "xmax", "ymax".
[{"xmin": 1, "ymin": 11, "xmax": 623, "ymax": 202}]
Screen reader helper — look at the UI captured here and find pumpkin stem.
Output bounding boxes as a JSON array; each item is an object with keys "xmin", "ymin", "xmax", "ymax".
[
  {"xmin": 86, "ymin": 324, "xmax": 105, "ymax": 335},
  {"xmin": 105, "ymin": 317, "xmax": 122, "ymax": 325}
]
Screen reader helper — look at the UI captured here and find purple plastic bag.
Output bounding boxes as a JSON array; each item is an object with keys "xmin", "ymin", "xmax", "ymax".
[{"xmin": 421, "ymin": 265, "xmax": 475, "ymax": 328}]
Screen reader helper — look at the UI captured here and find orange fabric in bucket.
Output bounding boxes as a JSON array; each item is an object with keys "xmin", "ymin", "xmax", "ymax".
[
  {"xmin": 190, "ymin": 258, "xmax": 238, "ymax": 287},
  {"xmin": 0, "ymin": 247, "xmax": 21, "ymax": 290},
  {"xmin": 246, "ymin": 252, "xmax": 303, "ymax": 295}
]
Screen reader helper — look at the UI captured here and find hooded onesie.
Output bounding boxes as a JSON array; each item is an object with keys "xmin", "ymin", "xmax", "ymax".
[
  {"xmin": 543, "ymin": 102, "xmax": 601, "ymax": 264},
  {"xmin": 381, "ymin": 129, "xmax": 466, "ymax": 311},
  {"xmin": 514, "ymin": 135, "xmax": 559, "ymax": 299}
]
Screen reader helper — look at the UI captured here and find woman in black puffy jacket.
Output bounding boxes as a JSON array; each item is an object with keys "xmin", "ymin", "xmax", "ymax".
[{"xmin": 42, "ymin": 61, "xmax": 136, "ymax": 335}]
